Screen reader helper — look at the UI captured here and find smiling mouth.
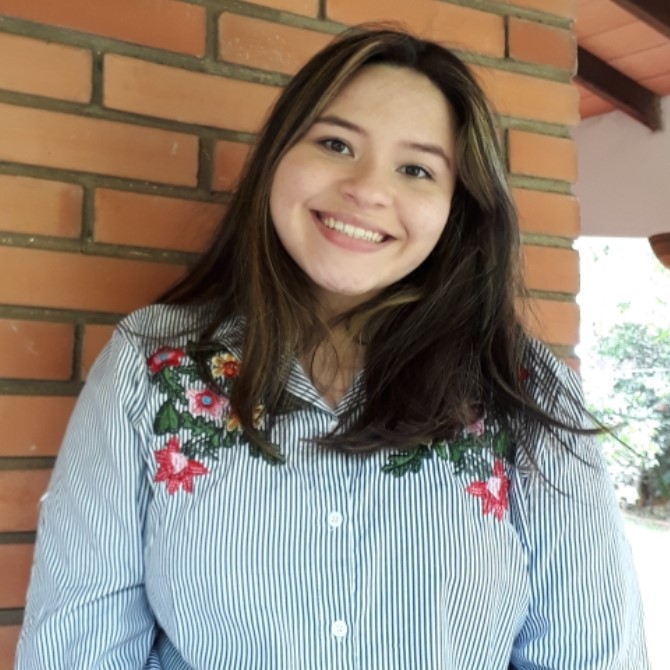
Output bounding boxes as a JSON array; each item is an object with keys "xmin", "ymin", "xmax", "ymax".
[{"xmin": 318, "ymin": 215, "xmax": 386, "ymax": 244}]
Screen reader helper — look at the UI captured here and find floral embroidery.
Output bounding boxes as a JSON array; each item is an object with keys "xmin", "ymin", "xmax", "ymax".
[
  {"xmin": 148, "ymin": 342, "xmax": 516, "ymax": 502},
  {"xmin": 154, "ymin": 436, "xmax": 208, "ymax": 495},
  {"xmin": 382, "ymin": 415, "xmax": 512, "ymax": 520},
  {"xmin": 225, "ymin": 405, "xmax": 264, "ymax": 434},
  {"xmin": 465, "ymin": 417, "xmax": 485, "ymax": 437},
  {"xmin": 211, "ymin": 352, "xmax": 241, "ymax": 379},
  {"xmin": 519, "ymin": 366, "xmax": 530, "ymax": 383},
  {"xmin": 147, "ymin": 346, "xmax": 185, "ymax": 375},
  {"xmin": 147, "ymin": 344, "xmax": 278, "ymax": 493},
  {"xmin": 186, "ymin": 388, "xmax": 229, "ymax": 421},
  {"xmin": 466, "ymin": 459, "xmax": 509, "ymax": 520}
]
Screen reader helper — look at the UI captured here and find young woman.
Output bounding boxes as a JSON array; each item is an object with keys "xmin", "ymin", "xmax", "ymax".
[{"xmin": 16, "ymin": 28, "xmax": 648, "ymax": 669}]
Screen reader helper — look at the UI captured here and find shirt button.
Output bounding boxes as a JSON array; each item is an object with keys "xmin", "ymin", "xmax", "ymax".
[
  {"xmin": 331, "ymin": 620, "xmax": 348, "ymax": 638},
  {"xmin": 328, "ymin": 511, "xmax": 343, "ymax": 528}
]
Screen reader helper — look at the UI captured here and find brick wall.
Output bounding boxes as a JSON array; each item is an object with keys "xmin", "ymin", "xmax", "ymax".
[{"xmin": 0, "ymin": 0, "xmax": 579, "ymax": 663}]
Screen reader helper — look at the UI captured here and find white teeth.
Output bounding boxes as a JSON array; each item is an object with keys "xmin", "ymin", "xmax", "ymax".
[{"xmin": 321, "ymin": 216, "xmax": 384, "ymax": 244}]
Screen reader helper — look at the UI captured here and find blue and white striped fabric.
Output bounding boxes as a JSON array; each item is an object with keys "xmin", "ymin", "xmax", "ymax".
[{"xmin": 16, "ymin": 304, "xmax": 649, "ymax": 669}]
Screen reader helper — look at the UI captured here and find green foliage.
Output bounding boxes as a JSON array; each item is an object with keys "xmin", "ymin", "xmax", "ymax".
[{"xmin": 589, "ymin": 321, "xmax": 670, "ymax": 503}]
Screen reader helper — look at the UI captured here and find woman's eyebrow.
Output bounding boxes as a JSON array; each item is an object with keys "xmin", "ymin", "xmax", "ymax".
[
  {"xmin": 314, "ymin": 114, "xmax": 364, "ymax": 134},
  {"xmin": 314, "ymin": 114, "xmax": 452, "ymax": 170},
  {"xmin": 403, "ymin": 141, "xmax": 453, "ymax": 170}
]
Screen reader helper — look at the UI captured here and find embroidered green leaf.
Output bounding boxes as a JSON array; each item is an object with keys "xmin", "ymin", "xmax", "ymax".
[
  {"xmin": 220, "ymin": 430, "xmax": 236, "ymax": 448},
  {"xmin": 179, "ymin": 412, "xmax": 218, "ymax": 437},
  {"xmin": 492, "ymin": 429, "xmax": 510, "ymax": 458},
  {"xmin": 447, "ymin": 437, "xmax": 473, "ymax": 472},
  {"xmin": 433, "ymin": 441, "xmax": 449, "ymax": 460},
  {"xmin": 181, "ymin": 366, "xmax": 202, "ymax": 382},
  {"xmin": 247, "ymin": 441, "xmax": 286, "ymax": 466},
  {"xmin": 182, "ymin": 434, "xmax": 221, "ymax": 460},
  {"xmin": 155, "ymin": 401, "xmax": 181, "ymax": 434},
  {"xmin": 155, "ymin": 367, "xmax": 184, "ymax": 399},
  {"xmin": 210, "ymin": 431, "xmax": 223, "ymax": 449},
  {"xmin": 382, "ymin": 446, "xmax": 432, "ymax": 477}
]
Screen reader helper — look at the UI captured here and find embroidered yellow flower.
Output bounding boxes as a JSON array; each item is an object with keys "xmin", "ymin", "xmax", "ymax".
[
  {"xmin": 210, "ymin": 352, "xmax": 241, "ymax": 379},
  {"xmin": 226, "ymin": 404, "xmax": 264, "ymax": 432}
]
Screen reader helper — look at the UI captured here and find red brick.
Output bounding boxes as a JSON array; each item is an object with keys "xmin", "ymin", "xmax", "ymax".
[
  {"xmin": 327, "ymin": 0, "xmax": 504, "ymax": 56},
  {"xmin": 0, "ymin": 544, "xmax": 33, "ymax": 608},
  {"xmin": 0, "ymin": 175, "xmax": 83, "ymax": 238},
  {"xmin": 499, "ymin": 0, "xmax": 575, "ymax": 19},
  {"xmin": 218, "ymin": 14, "xmax": 332, "ymax": 75},
  {"xmin": 0, "ymin": 103, "xmax": 198, "ymax": 186},
  {"xmin": 104, "ymin": 55, "xmax": 280, "ymax": 134},
  {"xmin": 0, "ymin": 396, "xmax": 76, "ymax": 457},
  {"xmin": 0, "ymin": 469, "xmax": 51, "ymax": 532},
  {"xmin": 0, "ymin": 247, "xmax": 185, "ymax": 313},
  {"xmin": 81, "ymin": 324, "xmax": 115, "ymax": 379},
  {"xmin": 521, "ymin": 297, "xmax": 579, "ymax": 346},
  {"xmin": 473, "ymin": 66, "xmax": 579, "ymax": 126},
  {"xmin": 94, "ymin": 189, "xmax": 223, "ymax": 253},
  {"xmin": 212, "ymin": 141, "xmax": 253, "ymax": 192},
  {"xmin": 0, "ymin": 32, "xmax": 91, "ymax": 102},
  {"xmin": 513, "ymin": 188, "xmax": 579, "ymax": 238},
  {"xmin": 327, "ymin": 0, "xmax": 435, "ymax": 34},
  {"xmin": 508, "ymin": 18, "xmax": 576, "ymax": 72},
  {"xmin": 249, "ymin": 0, "xmax": 318, "ymax": 16},
  {"xmin": 508, "ymin": 131, "xmax": 577, "ymax": 183},
  {"xmin": 427, "ymin": 3, "xmax": 504, "ymax": 57},
  {"xmin": 0, "ymin": 0, "xmax": 206, "ymax": 56},
  {"xmin": 0, "ymin": 625, "xmax": 20, "ymax": 670},
  {"xmin": 0, "ymin": 320, "xmax": 73, "ymax": 380},
  {"xmin": 523, "ymin": 244, "xmax": 579, "ymax": 294}
]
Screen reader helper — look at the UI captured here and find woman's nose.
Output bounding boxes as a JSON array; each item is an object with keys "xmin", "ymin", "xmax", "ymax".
[{"xmin": 338, "ymin": 159, "xmax": 392, "ymax": 209}]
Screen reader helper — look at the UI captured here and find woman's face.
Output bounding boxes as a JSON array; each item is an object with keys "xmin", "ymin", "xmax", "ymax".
[{"xmin": 269, "ymin": 64, "xmax": 458, "ymax": 315}]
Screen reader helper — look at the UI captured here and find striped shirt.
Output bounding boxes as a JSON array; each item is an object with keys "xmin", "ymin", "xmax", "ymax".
[{"xmin": 16, "ymin": 304, "xmax": 649, "ymax": 669}]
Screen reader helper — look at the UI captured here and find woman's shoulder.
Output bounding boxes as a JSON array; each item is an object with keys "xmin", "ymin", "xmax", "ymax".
[
  {"xmin": 117, "ymin": 303, "xmax": 209, "ymax": 343},
  {"xmin": 114, "ymin": 302, "xmax": 237, "ymax": 354},
  {"xmin": 521, "ymin": 336, "xmax": 584, "ymax": 417},
  {"xmin": 87, "ymin": 302, "xmax": 236, "ymax": 386}
]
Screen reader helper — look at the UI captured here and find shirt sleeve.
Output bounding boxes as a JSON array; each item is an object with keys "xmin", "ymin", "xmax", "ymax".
[
  {"xmin": 15, "ymin": 327, "xmax": 157, "ymax": 669},
  {"xmin": 510, "ymin": 357, "xmax": 650, "ymax": 670}
]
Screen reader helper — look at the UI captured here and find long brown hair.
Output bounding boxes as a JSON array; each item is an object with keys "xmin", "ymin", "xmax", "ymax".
[{"xmin": 159, "ymin": 27, "xmax": 578, "ymax": 462}]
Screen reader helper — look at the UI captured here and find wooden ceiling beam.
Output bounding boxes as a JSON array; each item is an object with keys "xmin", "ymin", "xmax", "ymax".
[
  {"xmin": 611, "ymin": 0, "xmax": 670, "ymax": 39},
  {"xmin": 576, "ymin": 47, "xmax": 662, "ymax": 130}
]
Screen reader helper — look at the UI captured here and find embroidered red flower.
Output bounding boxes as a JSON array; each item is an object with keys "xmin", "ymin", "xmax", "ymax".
[
  {"xmin": 211, "ymin": 352, "xmax": 240, "ymax": 379},
  {"xmin": 148, "ymin": 347, "xmax": 185, "ymax": 375},
  {"xmin": 519, "ymin": 366, "xmax": 530, "ymax": 383},
  {"xmin": 185, "ymin": 388, "xmax": 229, "ymax": 421},
  {"xmin": 466, "ymin": 459, "xmax": 509, "ymax": 520},
  {"xmin": 154, "ymin": 436, "xmax": 208, "ymax": 494}
]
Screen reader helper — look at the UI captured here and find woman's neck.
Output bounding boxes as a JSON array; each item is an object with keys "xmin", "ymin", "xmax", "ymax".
[{"xmin": 300, "ymin": 325, "xmax": 364, "ymax": 410}]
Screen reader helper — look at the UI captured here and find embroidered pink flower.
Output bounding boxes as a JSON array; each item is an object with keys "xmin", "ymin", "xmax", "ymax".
[
  {"xmin": 211, "ymin": 352, "xmax": 240, "ymax": 379},
  {"xmin": 154, "ymin": 436, "xmax": 208, "ymax": 494},
  {"xmin": 466, "ymin": 459, "xmax": 509, "ymax": 521},
  {"xmin": 185, "ymin": 388, "xmax": 229, "ymax": 421},
  {"xmin": 148, "ymin": 347, "xmax": 185, "ymax": 375},
  {"xmin": 465, "ymin": 417, "xmax": 485, "ymax": 437}
]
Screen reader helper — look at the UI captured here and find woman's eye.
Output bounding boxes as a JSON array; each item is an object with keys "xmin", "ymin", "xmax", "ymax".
[
  {"xmin": 321, "ymin": 138, "xmax": 352, "ymax": 155},
  {"xmin": 400, "ymin": 165, "xmax": 432, "ymax": 179}
]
